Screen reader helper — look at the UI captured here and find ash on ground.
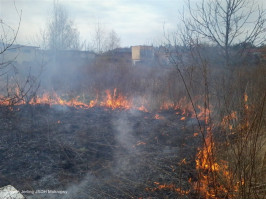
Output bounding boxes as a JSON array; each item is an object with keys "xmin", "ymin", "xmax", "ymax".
[{"xmin": 0, "ymin": 105, "xmax": 201, "ymax": 198}]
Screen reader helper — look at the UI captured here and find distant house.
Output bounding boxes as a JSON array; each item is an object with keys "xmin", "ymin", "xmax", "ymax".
[
  {"xmin": 249, "ymin": 46, "xmax": 266, "ymax": 63},
  {"xmin": 154, "ymin": 46, "xmax": 171, "ymax": 66},
  {"xmin": 131, "ymin": 45, "xmax": 154, "ymax": 65},
  {"xmin": 113, "ymin": 47, "xmax": 131, "ymax": 58},
  {"xmin": 100, "ymin": 47, "xmax": 131, "ymax": 63},
  {"xmin": 1, "ymin": 44, "xmax": 40, "ymax": 65},
  {"xmin": 53, "ymin": 50, "xmax": 96, "ymax": 64},
  {"xmin": 0, "ymin": 43, "xmax": 96, "ymax": 66}
]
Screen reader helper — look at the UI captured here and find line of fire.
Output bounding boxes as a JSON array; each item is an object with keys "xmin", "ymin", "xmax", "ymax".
[{"xmin": 0, "ymin": 0, "xmax": 266, "ymax": 199}]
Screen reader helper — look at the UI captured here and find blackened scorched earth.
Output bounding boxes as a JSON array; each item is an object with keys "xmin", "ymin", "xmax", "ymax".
[{"xmin": 0, "ymin": 105, "xmax": 201, "ymax": 198}]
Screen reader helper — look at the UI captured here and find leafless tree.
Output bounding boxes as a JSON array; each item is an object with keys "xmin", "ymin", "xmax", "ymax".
[
  {"xmin": 0, "ymin": 3, "xmax": 21, "ymax": 105},
  {"xmin": 183, "ymin": 0, "xmax": 266, "ymax": 67},
  {"xmin": 106, "ymin": 30, "xmax": 121, "ymax": 51},
  {"xmin": 92, "ymin": 21, "xmax": 121, "ymax": 54},
  {"xmin": 92, "ymin": 21, "xmax": 107, "ymax": 54},
  {"xmin": 162, "ymin": 0, "xmax": 266, "ymax": 198},
  {"xmin": 45, "ymin": 0, "xmax": 81, "ymax": 51},
  {"xmin": 0, "ymin": 4, "xmax": 41, "ymax": 107},
  {"xmin": 0, "ymin": 5, "xmax": 21, "ymax": 73}
]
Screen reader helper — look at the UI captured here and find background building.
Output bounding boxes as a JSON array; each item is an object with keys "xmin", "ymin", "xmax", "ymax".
[{"xmin": 131, "ymin": 45, "xmax": 154, "ymax": 65}]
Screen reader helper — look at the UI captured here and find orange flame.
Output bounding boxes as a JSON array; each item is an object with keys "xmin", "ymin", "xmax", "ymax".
[
  {"xmin": 1, "ymin": 89, "xmax": 201, "ymax": 118},
  {"xmin": 146, "ymin": 182, "xmax": 190, "ymax": 196},
  {"xmin": 99, "ymin": 88, "xmax": 131, "ymax": 109},
  {"xmin": 194, "ymin": 106, "xmax": 238, "ymax": 198},
  {"xmin": 154, "ymin": 114, "xmax": 164, "ymax": 120}
]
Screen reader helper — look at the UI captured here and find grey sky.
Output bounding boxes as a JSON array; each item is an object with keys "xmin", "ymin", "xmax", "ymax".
[
  {"xmin": 0, "ymin": 0, "xmax": 183, "ymax": 47},
  {"xmin": 0, "ymin": 0, "xmax": 265, "ymax": 48}
]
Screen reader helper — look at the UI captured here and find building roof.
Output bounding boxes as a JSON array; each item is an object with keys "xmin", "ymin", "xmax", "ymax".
[{"xmin": 0, "ymin": 43, "xmax": 39, "ymax": 51}]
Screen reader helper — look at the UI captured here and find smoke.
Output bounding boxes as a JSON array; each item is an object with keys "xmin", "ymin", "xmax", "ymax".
[
  {"xmin": 29, "ymin": 173, "xmax": 96, "ymax": 199},
  {"xmin": 113, "ymin": 112, "xmax": 136, "ymax": 151},
  {"xmin": 2, "ymin": 45, "xmax": 193, "ymax": 198},
  {"xmin": 50, "ymin": 104, "xmax": 70, "ymax": 112},
  {"xmin": 62, "ymin": 173, "xmax": 96, "ymax": 199},
  {"xmin": 31, "ymin": 110, "xmax": 144, "ymax": 199},
  {"xmin": 110, "ymin": 109, "xmax": 148, "ymax": 183},
  {"xmin": 39, "ymin": 53, "xmax": 88, "ymax": 94}
]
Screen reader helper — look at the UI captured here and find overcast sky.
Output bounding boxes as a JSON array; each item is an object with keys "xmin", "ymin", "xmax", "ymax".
[
  {"xmin": 0, "ymin": 0, "xmax": 184, "ymax": 48},
  {"xmin": 0, "ymin": 0, "xmax": 265, "ymax": 48}
]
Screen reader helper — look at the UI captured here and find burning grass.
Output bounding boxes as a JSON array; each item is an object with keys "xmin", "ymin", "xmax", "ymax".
[{"xmin": 0, "ymin": 54, "xmax": 265, "ymax": 198}]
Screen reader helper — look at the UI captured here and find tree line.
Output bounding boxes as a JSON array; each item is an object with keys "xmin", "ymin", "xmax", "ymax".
[{"xmin": 39, "ymin": 0, "xmax": 121, "ymax": 54}]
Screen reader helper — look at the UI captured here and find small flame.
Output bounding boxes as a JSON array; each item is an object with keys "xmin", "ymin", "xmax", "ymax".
[
  {"xmin": 99, "ymin": 89, "xmax": 132, "ymax": 109},
  {"xmin": 146, "ymin": 182, "xmax": 190, "ymax": 195},
  {"xmin": 138, "ymin": 105, "xmax": 148, "ymax": 112},
  {"xmin": 244, "ymin": 93, "xmax": 248, "ymax": 102},
  {"xmin": 136, "ymin": 141, "xmax": 146, "ymax": 146},
  {"xmin": 154, "ymin": 114, "xmax": 164, "ymax": 120},
  {"xmin": 180, "ymin": 116, "xmax": 186, "ymax": 120}
]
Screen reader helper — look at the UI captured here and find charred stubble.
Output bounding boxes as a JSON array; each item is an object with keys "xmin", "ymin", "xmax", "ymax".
[{"xmin": 0, "ymin": 105, "xmax": 200, "ymax": 198}]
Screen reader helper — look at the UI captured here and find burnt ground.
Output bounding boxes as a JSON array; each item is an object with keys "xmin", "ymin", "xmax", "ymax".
[{"xmin": 0, "ymin": 105, "xmax": 201, "ymax": 198}]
